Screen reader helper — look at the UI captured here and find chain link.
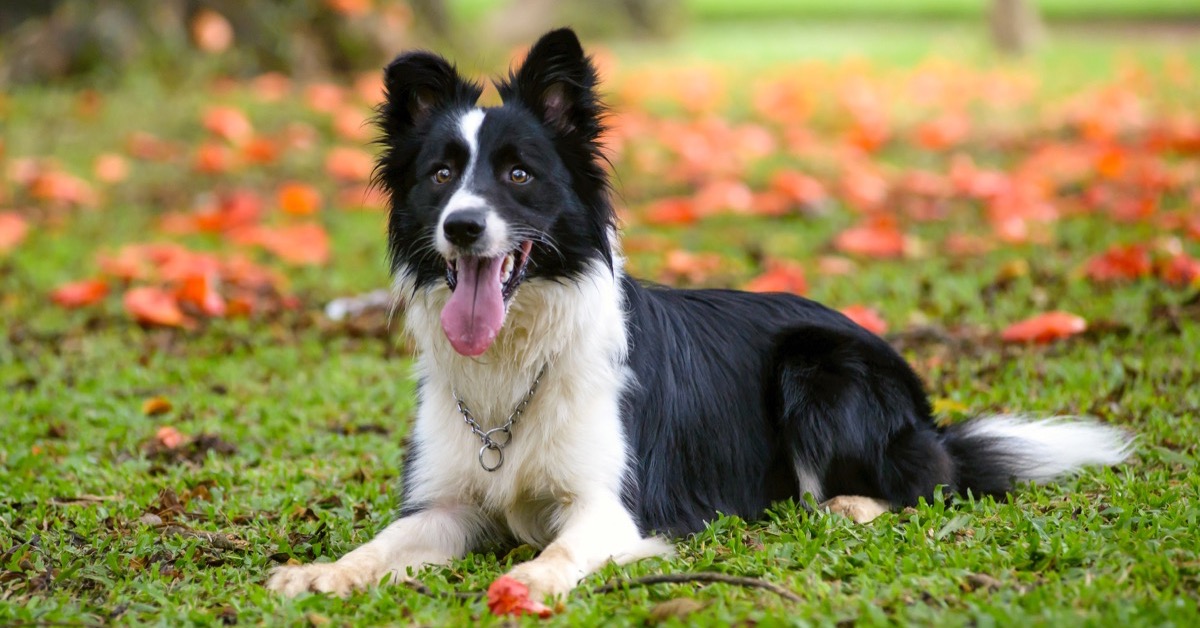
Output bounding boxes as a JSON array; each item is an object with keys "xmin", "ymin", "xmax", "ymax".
[{"xmin": 453, "ymin": 363, "xmax": 546, "ymax": 472}]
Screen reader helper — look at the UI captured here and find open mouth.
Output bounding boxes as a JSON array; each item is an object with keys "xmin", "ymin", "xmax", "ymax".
[
  {"xmin": 445, "ymin": 241, "xmax": 533, "ymax": 301},
  {"xmin": 439, "ymin": 241, "xmax": 533, "ymax": 357}
]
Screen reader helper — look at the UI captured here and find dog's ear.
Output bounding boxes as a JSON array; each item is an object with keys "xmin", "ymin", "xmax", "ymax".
[
  {"xmin": 501, "ymin": 28, "xmax": 603, "ymax": 138},
  {"xmin": 380, "ymin": 51, "xmax": 481, "ymax": 138}
]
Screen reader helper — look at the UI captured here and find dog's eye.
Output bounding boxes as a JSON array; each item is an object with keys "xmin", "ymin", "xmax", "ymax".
[
  {"xmin": 433, "ymin": 167, "xmax": 453, "ymax": 185},
  {"xmin": 509, "ymin": 167, "xmax": 531, "ymax": 185}
]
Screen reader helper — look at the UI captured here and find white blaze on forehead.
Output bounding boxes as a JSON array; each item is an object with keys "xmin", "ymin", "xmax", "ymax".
[{"xmin": 437, "ymin": 108, "xmax": 508, "ymax": 256}]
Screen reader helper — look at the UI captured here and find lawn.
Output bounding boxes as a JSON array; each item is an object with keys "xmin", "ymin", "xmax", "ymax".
[{"xmin": 3, "ymin": 15, "xmax": 1200, "ymax": 628}]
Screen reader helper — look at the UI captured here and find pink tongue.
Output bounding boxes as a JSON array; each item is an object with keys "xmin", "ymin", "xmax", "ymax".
[{"xmin": 441, "ymin": 256, "xmax": 506, "ymax": 356}]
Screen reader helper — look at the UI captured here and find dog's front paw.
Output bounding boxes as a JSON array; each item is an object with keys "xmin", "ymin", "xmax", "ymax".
[
  {"xmin": 505, "ymin": 560, "xmax": 579, "ymax": 603},
  {"xmin": 820, "ymin": 495, "xmax": 891, "ymax": 523},
  {"xmin": 266, "ymin": 560, "xmax": 385, "ymax": 597}
]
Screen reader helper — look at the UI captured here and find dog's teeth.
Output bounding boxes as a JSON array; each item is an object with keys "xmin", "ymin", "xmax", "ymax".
[{"xmin": 501, "ymin": 254, "xmax": 514, "ymax": 284}]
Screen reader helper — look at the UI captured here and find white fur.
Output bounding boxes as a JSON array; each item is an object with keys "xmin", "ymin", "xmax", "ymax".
[
  {"xmin": 435, "ymin": 109, "xmax": 510, "ymax": 258},
  {"xmin": 960, "ymin": 415, "xmax": 1134, "ymax": 482},
  {"xmin": 271, "ymin": 256, "xmax": 672, "ymax": 600}
]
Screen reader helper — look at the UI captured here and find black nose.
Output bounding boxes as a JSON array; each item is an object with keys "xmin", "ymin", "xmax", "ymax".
[{"xmin": 443, "ymin": 210, "xmax": 487, "ymax": 247}]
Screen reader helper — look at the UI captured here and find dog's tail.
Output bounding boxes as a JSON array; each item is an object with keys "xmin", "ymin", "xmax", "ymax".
[{"xmin": 939, "ymin": 415, "xmax": 1134, "ymax": 497}]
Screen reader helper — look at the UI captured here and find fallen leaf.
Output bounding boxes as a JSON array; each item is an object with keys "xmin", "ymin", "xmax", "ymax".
[
  {"xmin": 745, "ymin": 259, "xmax": 807, "ymax": 295},
  {"xmin": 192, "ymin": 9, "xmax": 234, "ymax": 54},
  {"xmin": 643, "ymin": 197, "xmax": 697, "ymax": 226},
  {"xmin": 487, "ymin": 575, "xmax": 553, "ymax": 618},
  {"xmin": 324, "ymin": 146, "xmax": 374, "ymax": 182},
  {"xmin": 1084, "ymin": 244, "xmax": 1152, "ymax": 282},
  {"xmin": 142, "ymin": 397, "xmax": 173, "ymax": 417},
  {"xmin": 155, "ymin": 426, "xmax": 186, "ymax": 449},
  {"xmin": 277, "ymin": 182, "xmax": 323, "ymax": 216},
  {"xmin": 176, "ymin": 273, "xmax": 227, "ymax": 317},
  {"xmin": 124, "ymin": 286, "xmax": 188, "ymax": 327},
  {"xmin": 203, "ymin": 106, "xmax": 253, "ymax": 144},
  {"xmin": 1001, "ymin": 311, "xmax": 1087, "ymax": 344},
  {"xmin": 93, "ymin": 153, "xmax": 130, "ymax": 183},
  {"xmin": 51, "ymin": 279, "xmax": 109, "ymax": 308},
  {"xmin": 0, "ymin": 211, "xmax": 30, "ymax": 253},
  {"xmin": 1157, "ymin": 253, "xmax": 1200, "ymax": 287},
  {"xmin": 840, "ymin": 304, "xmax": 888, "ymax": 335},
  {"xmin": 833, "ymin": 218, "xmax": 907, "ymax": 258}
]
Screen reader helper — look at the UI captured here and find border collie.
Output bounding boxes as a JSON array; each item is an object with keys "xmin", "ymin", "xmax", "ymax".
[{"xmin": 268, "ymin": 28, "xmax": 1132, "ymax": 601}]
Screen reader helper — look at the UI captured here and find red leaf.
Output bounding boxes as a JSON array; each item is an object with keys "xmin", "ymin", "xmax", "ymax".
[
  {"xmin": 276, "ymin": 181, "xmax": 323, "ymax": 216},
  {"xmin": 643, "ymin": 197, "xmax": 697, "ymax": 226},
  {"xmin": 203, "ymin": 105, "xmax": 253, "ymax": 144},
  {"xmin": 745, "ymin": 259, "xmax": 807, "ymax": 295},
  {"xmin": 238, "ymin": 223, "xmax": 330, "ymax": 266},
  {"xmin": 833, "ymin": 218, "xmax": 907, "ymax": 258},
  {"xmin": 0, "ymin": 211, "xmax": 30, "ymax": 253},
  {"xmin": 840, "ymin": 305, "xmax": 888, "ymax": 335},
  {"xmin": 1157, "ymin": 253, "xmax": 1200, "ymax": 287},
  {"xmin": 1001, "ymin": 311, "xmax": 1087, "ymax": 344},
  {"xmin": 176, "ymin": 274, "xmax": 227, "ymax": 317},
  {"xmin": 324, "ymin": 146, "xmax": 374, "ymax": 182},
  {"xmin": 486, "ymin": 576, "xmax": 553, "ymax": 618},
  {"xmin": 770, "ymin": 170, "xmax": 827, "ymax": 208},
  {"xmin": 51, "ymin": 279, "xmax": 109, "ymax": 308},
  {"xmin": 124, "ymin": 286, "xmax": 188, "ymax": 327},
  {"xmin": 191, "ymin": 9, "xmax": 233, "ymax": 54},
  {"xmin": 1084, "ymin": 244, "xmax": 1152, "ymax": 283},
  {"xmin": 914, "ymin": 112, "xmax": 970, "ymax": 150}
]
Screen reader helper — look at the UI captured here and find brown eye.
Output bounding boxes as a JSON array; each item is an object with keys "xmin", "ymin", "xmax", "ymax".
[
  {"xmin": 433, "ymin": 167, "xmax": 453, "ymax": 184},
  {"xmin": 509, "ymin": 167, "xmax": 531, "ymax": 185}
]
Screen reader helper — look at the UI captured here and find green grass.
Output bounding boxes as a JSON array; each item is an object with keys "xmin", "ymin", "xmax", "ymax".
[
  {"xmin": 3, "ymin": 23, "xmax": 1200, "ymax": 627},
  {"xmin": 451, "ymin": 0, "xmax": 1200, "ymax": 23}
]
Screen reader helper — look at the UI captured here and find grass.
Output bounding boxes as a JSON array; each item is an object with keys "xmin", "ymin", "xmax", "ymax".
[
  {"xmin": 451, "ymin": 0, "xmax": 1200, "ymax": 24},
  {"xmin": 3, "ymin": 20, "xmax": 1200, "ymax": 628}
]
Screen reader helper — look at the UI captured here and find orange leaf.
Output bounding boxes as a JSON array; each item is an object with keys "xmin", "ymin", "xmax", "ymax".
[
  {"xmin": 770, "ymin": 170, "xmax": 827, "ymax": 207},
  {"xmin": 1083, "ymin": 244, "xmax": 1152, "ymax": 283},
  {"xmin": 51, "ymin": 279, "xmax": 109, "ymax": 308},
  {"xmin": 176, "ymin": 273, "xmax": 227, "ymax": 317},
  {"xmin": 326, "ymin": 0, "xmax": 373, "ymax": 17},
  {"xmin": 194, "ymin": 142, "xmax": 234, "ymax": 174},
  {"xmin": 93, "ymin": 153, "xmax": 130, "ymax": 183},
  {"xmin": 191, "ymin": 9, "xmax": 233, "ymax": 54},
  {"xmin": 914, "ymin": 112, "xmax": 970, "ymax": 151},
  {"xmin": 155, "ymin": 425, "xmax": 186, "ymax": 449},
  {"xmin": 643, "ymin": 197, "xmax": 697, "ymax": 226},
  {"xmin": 840, "ymin": 305, "xmax": 888, "ymax": 335},
  {"xmin": 662, "ymin": 249, "xmax": 723, "ymax": 285},
  {"xmin": 203, "ymin": 106, "xmax": 253, "ymax": 144},
  {"xmin": 124, "ymin": 286, "xmax": 188, "ymax": 327},
  {"xmin": 242, "ymin": 223, "xmax": 331, "ymax": 266},
  {"xmin": 305, "ymin": 83, "xmax": 346, "ymax": 114},
  {"xmin": 1001, "ymin": 311, "xmax": 1087, "ymax": 344},
  {"xmin": 745, "ymin": 259, "xmax": 807, "ymax": 295},
  {"xmin": 324, "ymin": 146, "xmax": 374, "ymax": 182},
  {"xmin": 142, "ymin": 397, "xmax": 173, "ymax": 417},
  {"xmin": 487, "ymin": 576, "xmax": 553, "ymax": 618},
  {"xmin": 833, "ymin": 219, "xmax": 906, "ymax": 258},
  {"xmin": 0, "ymin": 211, "xmax": 30, "ymax": 253},
  {"xmin": 277, "ymin": 181, "xmax": 323, "ymax": 216},
  {"xmin": 241, "ymin": 136, "xmax": 280, "ymax": 165},
  {"xmin": 1157, "ymin": 253, "xmax": 1200, "ymax": 287},
  {"xmin": 333, "ymin": 107, "xmax": 373, "ymax": 141}
]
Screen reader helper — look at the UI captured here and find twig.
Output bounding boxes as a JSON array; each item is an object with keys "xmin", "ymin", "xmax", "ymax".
[
  {"xmin": 396, "ymin": 577, "xmax": 482, "ymax": 600},
  {"xmin": 590, "ymin": 572, "xmax": 803, "ymax": 603}
]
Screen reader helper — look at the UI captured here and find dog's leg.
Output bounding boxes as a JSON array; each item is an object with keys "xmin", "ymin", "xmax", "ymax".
[
  {"xmin": 820, "ymin": 495, "xmax": 892, "ymax": 523},
  {"xmin": 266, "ymin": 505, "xmax": 482, "ymax": 597},
  {"xmin": 504, "ymin": 495, "xmax": 672, "ymax": 603}
]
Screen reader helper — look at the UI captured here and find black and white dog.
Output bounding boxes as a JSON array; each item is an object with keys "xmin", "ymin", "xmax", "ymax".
[{"xmin": 268, "ymin": 28, "xmax": 1132, "ymax": 601}]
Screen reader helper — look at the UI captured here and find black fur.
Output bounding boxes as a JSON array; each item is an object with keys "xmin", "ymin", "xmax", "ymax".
[{"xmin": 377, "ymin": 28, "xmax": 1082, "ymax": 539}]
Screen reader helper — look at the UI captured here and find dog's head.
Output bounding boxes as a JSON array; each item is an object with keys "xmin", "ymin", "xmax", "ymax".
[{"xmin": 375, "ymin": 28, "xmax": 614, "ymax": 357}]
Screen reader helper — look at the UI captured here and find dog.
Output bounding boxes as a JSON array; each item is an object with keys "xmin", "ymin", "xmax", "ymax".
[{"xmin": 267, "ymin": 28, "xmax": 1133, "ymax": 601}]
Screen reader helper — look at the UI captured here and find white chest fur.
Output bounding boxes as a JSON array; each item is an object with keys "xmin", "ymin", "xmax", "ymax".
[{"xmin": 395, "ymin": 259, "xmax": 633, "ymax": 547}]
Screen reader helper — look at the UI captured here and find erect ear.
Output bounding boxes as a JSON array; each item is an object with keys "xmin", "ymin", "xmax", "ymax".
[
  {"xmin": 501, "ymin": 28, "xmax": 603, "ymax": 138},
  {"xmin": 379, "ymin": 51, "xmax": 481, "ymax": 138}
]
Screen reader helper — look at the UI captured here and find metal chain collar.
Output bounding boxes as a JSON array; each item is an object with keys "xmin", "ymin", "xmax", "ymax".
[{"xmin": 453, "ymin": 363, "xmax": 547, "ymax": 472}]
